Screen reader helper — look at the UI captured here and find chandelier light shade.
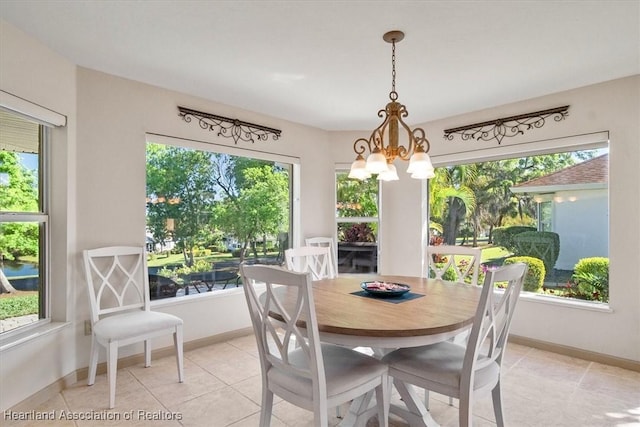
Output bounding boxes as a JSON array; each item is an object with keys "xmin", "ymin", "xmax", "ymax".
[{"xmin": 349, "ymin": 30, "xmax": 435, "ymax": 181}]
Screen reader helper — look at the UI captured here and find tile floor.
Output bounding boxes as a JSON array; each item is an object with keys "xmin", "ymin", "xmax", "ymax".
[{"xmin": 4, "ymin": 334, "xmax": 639, "ymax": 427}]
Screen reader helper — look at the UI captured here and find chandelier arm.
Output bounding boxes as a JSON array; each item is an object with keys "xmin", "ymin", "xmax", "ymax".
[
  {"xmin": 353, "ymin": 137, "xmax": 372, "ymax": 156},
  {"xmin": 395, "ymin": 118, "xmax": 415, "ymax": 160},
  {"xmin": 412, "ymin": 127, "xmax": 431, "ymax": 153}
]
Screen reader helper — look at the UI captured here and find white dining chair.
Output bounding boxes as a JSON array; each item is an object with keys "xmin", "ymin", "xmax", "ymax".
[
  {"xmin": 240, "ymin": 264, "xmax": 389, "ymax": 427},
  {"xmin": 383, "ymin": 262, "xmax": 528, "ymax": 427},
  {"xmin": 82, "ymin": 246, "xmax": 184, "ymax": 409},
  {"xmin": 423, "ymin": 244, "xmax": 483, "ymax": 407},
  {"xmin": 284, "ymin": 246, "xmax": 335, "ymax": 280},
  {"xmin": 425, "ymin": 244, "xmax": 482, "ymax": 285},
  {"xmin": 305, "ymin": 236, "xmax": 338, "ymax": 278}
]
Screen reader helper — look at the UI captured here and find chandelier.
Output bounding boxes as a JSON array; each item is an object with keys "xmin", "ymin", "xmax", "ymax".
[{"xmin": 348, "ymin": 31, "xmax": 435, "ymax": 181}]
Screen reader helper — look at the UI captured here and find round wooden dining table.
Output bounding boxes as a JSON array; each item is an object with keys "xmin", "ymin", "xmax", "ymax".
[
  {"xmin": 298, "ymin": 274, "xmax": 482, "ymax": 348},
  {"xmin": 267, "ymin": 273, "xmax": 483, "ymax": 427}
]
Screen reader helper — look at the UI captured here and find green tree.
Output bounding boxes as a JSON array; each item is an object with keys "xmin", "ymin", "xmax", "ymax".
[
  {"xmin": 213, "ymin": 163, "xmax": 289, "ymax": 261},
  {"xmin": 0, "ymin": 151, "xmax": 39, "ymax": 260},
  {"xmin": 146, "ymin": 144, "xmax": 218, "ymax": 265},
  {"xmin": 429, "ymin": 165, "xmax": 477, "ymax": 245},
  {"xmin": 338, "ymin": 173, "xmax": 378, "ymax": 218}
]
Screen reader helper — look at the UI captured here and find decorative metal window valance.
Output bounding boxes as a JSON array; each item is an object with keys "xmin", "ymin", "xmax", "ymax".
[
  {"xmin": 178, "ymin": 106, "xmax": 281, "ymax": 144},
  {"xmin": 444, "ymin": 105, "xmax": 569, "ymax": 145}
]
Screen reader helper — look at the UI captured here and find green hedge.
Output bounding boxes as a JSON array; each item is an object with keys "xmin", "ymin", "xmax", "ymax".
[
  {"xmin": 513, "ymin": 231, "xmax": 560, "ymax": 273},
  {"xmin": 573, "ymin": 257, "xmax": 609, "ymax": 302},
  {"xmin": 503, "ymin": 256, "xmax": 545, "ymax": 292},
  {"xmin": 492, "ymin": 226, "xmax": 536, "ymax": 253}
]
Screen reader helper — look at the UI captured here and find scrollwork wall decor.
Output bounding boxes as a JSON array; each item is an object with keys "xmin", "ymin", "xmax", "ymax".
[
  {"xmin": 178, "ymin": 106, "xmax": 282, "ymax": 144},
  {"xmin": 443, "ymin": 105, "xmax": 569, "ymax": 145}
]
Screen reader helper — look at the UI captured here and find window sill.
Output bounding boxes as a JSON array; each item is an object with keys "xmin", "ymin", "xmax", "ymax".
[
  {"xmin": 0, "ymin": 321, "xmax": 71, "ymax": 352},
  {"xmin": 519, "ymin": 291, "xmax": 612, "ymax": 313},
  {"xmin": 150, "ymin": 286, "xmax": 245, "ymax": 308}
]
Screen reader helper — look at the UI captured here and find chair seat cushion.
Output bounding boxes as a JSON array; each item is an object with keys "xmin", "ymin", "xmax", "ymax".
[
  {"xmin": 268, "ymin": 343, "xmax": 386, "ymax": 400},
  {"xmin": 94, "ymin": 311, "xmax": 183, "ymax": 342},
  {"xmin": 382, "ymin": 341, "xmax": 499, "ymax": 391}
]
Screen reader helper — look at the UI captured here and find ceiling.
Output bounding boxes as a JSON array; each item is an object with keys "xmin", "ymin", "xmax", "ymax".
[{"xmin": 1, "ymin": 1, "xmax": 639, "ymax": 131}]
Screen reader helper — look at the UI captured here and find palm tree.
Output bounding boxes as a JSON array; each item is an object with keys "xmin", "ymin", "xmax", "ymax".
[{"xmin": 429, "ymin": 165, "xmax": 477, "ymax": 245}]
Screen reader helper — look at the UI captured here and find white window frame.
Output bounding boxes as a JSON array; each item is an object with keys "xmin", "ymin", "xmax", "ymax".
[
  {"xmin": 145, "ymin": 133, "xmax": 300, "ymax": 302},
  {"xmin": 334, "ymin": 166, "xmax": 381, "ymax": 274},
  {"xmin": 428, "ymin": 131, "xmax": 610, "ymax": 310},
  {"xmin": 0, "ymin": 94, "xmax": 64, "ymax": 338}
]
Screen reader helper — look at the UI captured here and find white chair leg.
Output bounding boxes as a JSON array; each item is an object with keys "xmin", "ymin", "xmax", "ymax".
[
  {"xmin": 449, "ymin": 396, "xmax": 454, "ymax": 406},
  {"xmin": 175, "ymin": 326, "xmax": 184, "ymax": 382},
  {"xmin": 87, "ymin": 337, "xmax": 99, "ymax": 386},
  {"xmin": 260, "ymin": 387, "xmax": 274, "ymax": 427},
  {"xmin": 107, "ymin": 341, "xmax": 118, "ymax": 409},
  {"xmin": 492, "ymin": 380, "xmax": 505, "ymax": 427},
  {"xmin": 458, "ymin": 391, "xmax": 472, "ymax": 427},
  {"xmin": 424, "ymin": 390, "xmax": 430, "ymax": 411},
  {"xmin": 144, "ymin": 339, "xmax": 151, "ymax": 368}
]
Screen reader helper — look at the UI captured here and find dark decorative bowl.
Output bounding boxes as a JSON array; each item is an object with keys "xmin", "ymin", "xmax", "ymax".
[{"xmin": 361, "ymin": 281, "xmax": 410, "ymax": 298}]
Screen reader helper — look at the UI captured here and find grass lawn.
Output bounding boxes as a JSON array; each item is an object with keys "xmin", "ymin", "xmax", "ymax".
[
  {"xmin": 0, "ymin": 291, "xmax": 38, "ymax": 319},
  {"xmin": 147, "ymin": 252, "xmax": 235, "ymax": 268},
  {"xmin": 147, "ymin": 250, "xmax": 280, "ymax": 269},
  {"xmin": 478, "ymin": 245, "xmax": 512, "ymax": 265}
]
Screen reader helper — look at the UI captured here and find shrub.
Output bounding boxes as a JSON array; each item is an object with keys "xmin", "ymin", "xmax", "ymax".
[
  {"xmin": 429, "ymin": 264, "xmax": 458, "ymax": 282},
  {"xmin": 513, "ymin": 231, "xmax": 560, "ymax": 273},
  {"xmin": 0, "ymin": 294, "xmax": 38, "ymax": 319},
  {"xmin": 343, "ymin": 223, "xmax": 376, "ymax": 243},
  {"xmin": 573, "ymin": 257, "xmax": 609, "ymax": 302},
  {"xmin": 503, "ymin": 256, "xmax": 545, "ymax": 292},
  {"xmin": 231, "ymin": 248, "xmax": 245, "ymax": 258},
  {"xmin": 492, "ymin": 226, "xmax": 536, "ymax": 253}
]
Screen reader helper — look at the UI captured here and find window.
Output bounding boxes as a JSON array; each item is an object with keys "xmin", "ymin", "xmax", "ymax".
[
  {"xmin": 429, "ymin": 142, "xmax": 609, "ymax": 303},
  {"xmin": 145, "ymin": 137, "xmax": 294, "ymax": 298},
  {"xmin": 335, "ymin": 171, "xmax": 380, "ymax": 274},
  {"xmin": 0, "ymin": 109, "xmax": 48, "ymax": 334}
]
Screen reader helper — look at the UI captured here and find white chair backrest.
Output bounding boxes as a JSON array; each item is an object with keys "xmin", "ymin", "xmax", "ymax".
[
  {"xmin": 284, "ymin": 246, "xmax": 335, "ymax": 280},
  {"xmin": 240, "ymin": 264, "xmax": 326, "ymax": 396},
  {"xmin": 83, "ymin": 246, "xmax": 149, "ymax": 324},
  {"xmin": 463, "ymin": 263, "xmax": 527, "ymax": 379},
  {"xmin": 305, "ymin": 237, "xmax": 338, "ymax": 278},
  {"xmin": 425, "ymin": 245, "xmax": 482, "ymax": 285}
]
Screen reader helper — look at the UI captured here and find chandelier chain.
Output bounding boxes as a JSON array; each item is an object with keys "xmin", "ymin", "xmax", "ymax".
[{"xmin": 390, "ymin": 39, "xmax": 397, "ymax": 99}]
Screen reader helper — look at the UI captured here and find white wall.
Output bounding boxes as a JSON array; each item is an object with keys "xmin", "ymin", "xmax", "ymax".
[
  {"xmin": 554, "ymin": 189, "xmax": 608, "ymax": 270},
  {"xmin": 1, "ymin": 16, "xmax": 639, "ymax": 412},
  {"xmin": 0, "ymin": 20, "xmax": 78, "ymax": 412},
  {"xmin": 72, "ymin": 67, "xmax": 334, "ymax": 362}
]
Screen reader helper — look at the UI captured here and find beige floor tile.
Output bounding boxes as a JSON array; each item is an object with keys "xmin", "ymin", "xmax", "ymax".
[
  {"xmin": 564, "ymin": 387, "xmax": 640, "ymax": 426},
  {"xmin": 62, "ymin": 370, "xmax": 146, "ymax": 411},
  {"xmin": 125, "ymin": 352, "xmax": 184, "ymax": 388},
  {"xmin": 226, "ymin": 411, "xmax": 288, "ymax": 427},
  {"xmin": 2, "ymin": 394, "xmax": 75, "ymax": 427},
  {"xmin": 579, "ymin": 366, "xmax": 640, "ymax": 406},
  {"xmin": 588, "ymin": 361, "xmax": 640, "ymax": 381},
  {"xmin": 226, "ymin": 333, "xmax": 260, "ymax": 357},
  {"xmin": 269, "ymin": 399, "xmax": 350, "ymax": 427},
  {"xmin": 186, "ymin": 341, "xmax": 253, "ymax": 364},
  {"xmin": 515, "ymin": 348, "xmax": 591, "ymax": 384},
  {"xmin": 503, "ymin": 363, "xmax": 578, "ymax": 403},
  {"xmin": 502, "ymin": 342, "xmax": 533, "ymax": 369},
  {"xmin": 232, "ymin": 374, "xmax": 283, "ymax": 406},
  {"xmin": 199, "ymin": 351, "xmax": 262, "ymax": 385},
  {"xmin": 171, "ymin": 386, "xmax": 260, "ymax": 427},
  {"xmin": 7, "ymin": 337, "xmax": 640, "ymax": 427}
]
